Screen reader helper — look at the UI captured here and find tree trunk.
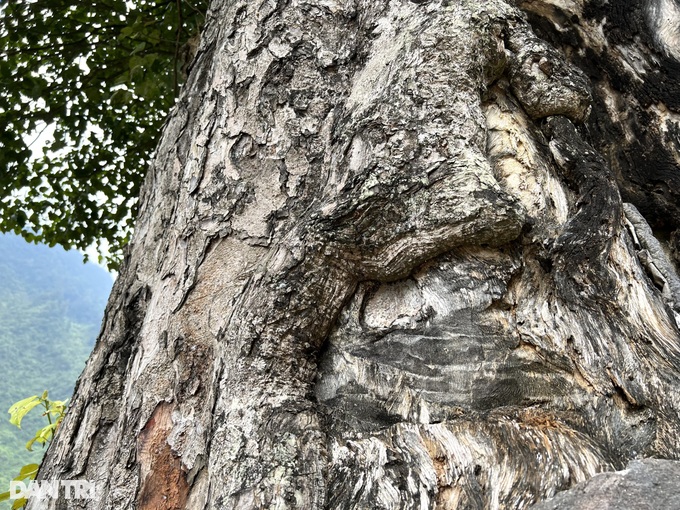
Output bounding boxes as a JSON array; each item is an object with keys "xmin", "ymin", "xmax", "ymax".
[{"xmin": 32, "ymin": 0, "xmax": 680, "ymax": 508}]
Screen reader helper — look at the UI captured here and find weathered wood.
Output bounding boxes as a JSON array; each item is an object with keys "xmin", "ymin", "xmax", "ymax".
[{"xmin": 31, "ymin": 0, "xmax": 680, "ymax": 509}]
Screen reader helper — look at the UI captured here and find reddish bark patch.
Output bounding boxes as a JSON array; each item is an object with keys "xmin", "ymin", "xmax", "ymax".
[{"xmin": 136, "ymin": 402, "xmax": 189, "ymax": 510}]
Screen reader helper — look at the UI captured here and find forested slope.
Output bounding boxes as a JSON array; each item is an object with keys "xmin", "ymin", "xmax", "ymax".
[{"xmin": 0, "ymin": 234, "xmax": 111, "ymax": 496}]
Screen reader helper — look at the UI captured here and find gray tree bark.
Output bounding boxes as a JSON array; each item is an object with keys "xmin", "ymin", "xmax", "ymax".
[{"xmin": 30, "ymin": 0, "xmax": 680, "ymax": 509}]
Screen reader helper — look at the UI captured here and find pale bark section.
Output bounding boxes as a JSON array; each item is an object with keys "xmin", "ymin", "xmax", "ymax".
[{"xmin": 32, "ymin": 0, "xmax": 680, "ymax": 509}]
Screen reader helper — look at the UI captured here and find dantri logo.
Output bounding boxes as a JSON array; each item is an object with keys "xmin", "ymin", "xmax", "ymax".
[{"xmin": 9, "ymin": 480, "xmax": 98, "ymax": 501}]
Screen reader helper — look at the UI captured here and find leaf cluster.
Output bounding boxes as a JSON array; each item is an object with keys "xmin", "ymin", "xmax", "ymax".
[
  {"xmin": 0, "ymin": 391, "xmax": 67, "ymax": 509},
  {"xmin": 0, "ymin": 463, "xmax": 38, "ymax": 510},
  {"xmin": 7, "ymin": 392, "xmax": 67, "ymax": 450},
  {"xmin": 0, "ymin": 0, "xmax": 206, "ymax": 269}
]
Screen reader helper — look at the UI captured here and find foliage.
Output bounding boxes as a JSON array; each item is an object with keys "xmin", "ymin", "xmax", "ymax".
[
  {"xmin": 9, "ymin": 392, "xmax": 68, "ymax": 451},
  {"xmin": 0, "ymin": 233, "xmax": 112, "ymax": 507},
  {"xmin": 0, "ymin": 392, "xmax": 67, "ymax": 509},
  {"xmin": 0, "ymin": 0, "xmax": 206, "ymax": 270},
  {"xmin": 0, "ymin": 463, "xmax": 39, "ymax": 510}
]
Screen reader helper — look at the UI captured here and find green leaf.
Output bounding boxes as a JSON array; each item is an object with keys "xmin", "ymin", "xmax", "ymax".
[
  {"xmin": 27, "ymin": 423, "xmax": 58, "ymax": 451},
  {"xmin": 8, "ymin": 396, "xmax": 41, "ymax": 429},
  {"xmin": 131, "ymin": 41, "xmax": 146, "ymax": 54},
  {"xmin": 12, "ymin": 497, "xmax": 27, "ymax": 510},
  {"xmin": 0, "ymin": 464, "xmax": 39, "ymax": 509},
  {"xmin": 110, "ymin": 88, "xmax": 133, "ymax": 106},
  {"xmin": 14, "ymin": 464, "xmax": 39, "ymax": 481},
  {"xmin": 48, "ymin": 399, "xmax": 67, "ymax": 412}
]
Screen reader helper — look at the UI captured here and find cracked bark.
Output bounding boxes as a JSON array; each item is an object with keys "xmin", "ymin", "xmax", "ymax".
[{"xmin": 32, "ymin": 0, "xmax": 680, "ymax": 509}]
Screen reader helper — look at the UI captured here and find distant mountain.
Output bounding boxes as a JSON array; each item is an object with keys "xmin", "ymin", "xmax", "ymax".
[{"xmin": 0, "ymin": 233, "xmax": 112, "ymax": 496}]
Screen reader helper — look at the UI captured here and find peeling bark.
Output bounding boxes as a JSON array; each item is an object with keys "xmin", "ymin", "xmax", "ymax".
[{"xmin": 31, "ymin": 0, "xmax": 680, "ymax": 509}]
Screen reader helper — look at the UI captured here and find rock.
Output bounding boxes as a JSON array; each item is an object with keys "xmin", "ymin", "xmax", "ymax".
[{"xmin": 531, "ymin": 459, "xmax": 680, "ymax": 510}]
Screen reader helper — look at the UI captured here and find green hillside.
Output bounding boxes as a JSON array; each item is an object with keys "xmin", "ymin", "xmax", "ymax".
[{"xmin": 0, "ymin": 233, "xmax": 112, "ymax": 499}]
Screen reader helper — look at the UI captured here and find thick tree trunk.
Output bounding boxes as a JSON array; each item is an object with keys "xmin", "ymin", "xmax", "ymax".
[{"xmin": 31, "ymin": 0, "xmax": 680, "ymax": 509}]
